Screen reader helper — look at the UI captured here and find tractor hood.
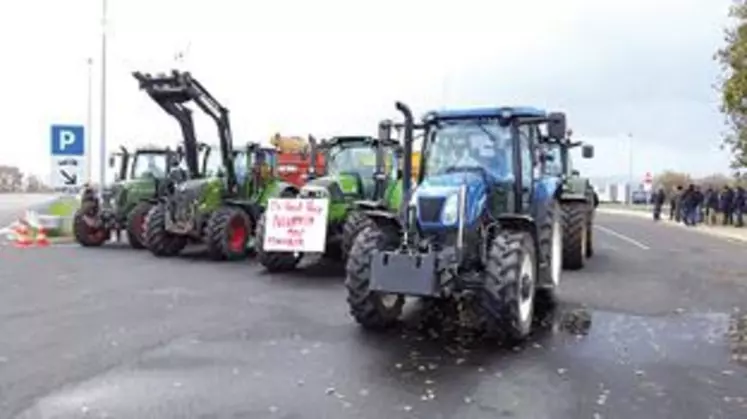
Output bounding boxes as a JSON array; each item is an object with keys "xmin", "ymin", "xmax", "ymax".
[
  {"xmin": 171, "ymin": 177, "xmax": 224, "ymax": 210},
  {"xmin": 299, "ymin": 173, "xmax": 359, "ymax": 200},
  {"xmin": 411, "ymin": 171, "xmax": 487, "ymax": 229}
]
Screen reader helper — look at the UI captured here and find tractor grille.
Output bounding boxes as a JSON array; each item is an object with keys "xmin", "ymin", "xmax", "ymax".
[{"xmin": 418, "ymin": 197, "xmax": 445, "ymax": 223}]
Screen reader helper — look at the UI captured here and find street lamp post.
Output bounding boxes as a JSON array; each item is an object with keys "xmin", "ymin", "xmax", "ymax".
[
  {"xmin": 86, "ymin": 58, "xmax": 93, "ymax": 183},
  {"xmin": 99, "ymin": 0, "xmax": 108, "ymax": 197}
]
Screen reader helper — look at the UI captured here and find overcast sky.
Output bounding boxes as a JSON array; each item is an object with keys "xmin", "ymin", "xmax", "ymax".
[{"xmin": 0, "ymin": 0, "xmax": 735, "ymax": 184}]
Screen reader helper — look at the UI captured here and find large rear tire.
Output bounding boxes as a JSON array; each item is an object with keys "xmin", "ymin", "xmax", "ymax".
[
  {"xmin": 585, "ymin": 209, "xmax": 594, "ymax": 258},
  {"xmin": 126, "ymin": 201, "xmax": 152, "ymax": 249},
  {"xmin": 561, "ymin": 202, "xmax": 588, "ymax": 270},
  {"xmin": 537, "ymin": 201, "xmax": 562, "ymax": 308},
  {"xmin": 341, "ymin": 211, "xmax": 375, "ymax": 260},
  {"xmin": 345, "ymin": 223, "xmax": 404, "ymax": 329},
  {"xmin": 480, "ymin": 230, "xmax": 537, "ymax": 341},
  {"xmin": 144, "ymin": 204, "xmax": 187, "ymax": 257},
  {"xmin": 73, "ymin": 208, "xmax": 108, "ymax": 247},
  {"xmin": 256, "ymin": 212, "xmax": 302, "ymax": 272},
  {"xmin": 205, "ymin": 206, "xmax": 252, "ymax": 261}
]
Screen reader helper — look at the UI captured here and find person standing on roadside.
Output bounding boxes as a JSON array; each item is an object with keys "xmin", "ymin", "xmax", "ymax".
[
  {"xmin": 721, "ymin": 185, "xmax": 735, "ymax": 225},
  {"xmin": 652, "ymin": 187, "xmax": 666, "ymax": 221},
  {"xmin": 671, "ymin": 185, "xmax": 683, "ymax": 222},
  {"xmin": 694, "ymin": 185, "xmax": 705, "ymax": 224},
  {"xmin": 681, "ymin": 184, "xmax": 696, "ymax": 226},
  {"xmin": 707, "ymin": 187, "xmax": 720, "ymax": 225},
  {"xmin": 735, "ymin": 186, "xmax": 745, "ymax": 227}
]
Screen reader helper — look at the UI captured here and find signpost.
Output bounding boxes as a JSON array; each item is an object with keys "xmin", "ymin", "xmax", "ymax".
[
  {"xmin": 50, "ymin": 124, "xmax": 87, "ymax": 194},
  {"xmin": 643, "ymin": 171, "xmax": 653, "ymax": 192}
]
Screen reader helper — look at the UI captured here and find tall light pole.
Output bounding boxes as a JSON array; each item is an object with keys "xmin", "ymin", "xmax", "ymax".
[
  {"xmin": 627, "ymin": 133, "xmax": 634, "ymax": 204},
  {"xmin": 98, "ymin": 0, "xmax": 108, "ymax": 196},
  {"xmin": 86, "ymin": 58, "xmax": 93, "ymax": 183}
]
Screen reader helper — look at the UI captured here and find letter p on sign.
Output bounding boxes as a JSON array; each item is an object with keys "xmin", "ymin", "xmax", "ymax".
[{"xmin": 51, "ymin": 125, "xmax": 85, "ymax": 156}]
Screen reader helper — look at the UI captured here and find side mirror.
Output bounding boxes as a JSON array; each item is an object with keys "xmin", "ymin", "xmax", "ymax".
[
  {"xmin": 547, "ymin": 112, "xmax": 567, "ymax": 139},
  {"xmin": 541, "ymin": 153, "xmax": 555, "ymax": 162},
  {"xmin": 571, "ymin": 169, "xmax": 580, "ymax": 176},
  {"xmin": 108, "ymin": 156, "xmax": 116, "ymax": 168},
  {"xmin": 581, "ymin": 144, "xmax": 594, "ymax": 159}
]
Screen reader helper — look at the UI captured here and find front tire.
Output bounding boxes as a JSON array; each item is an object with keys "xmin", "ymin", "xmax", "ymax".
[
  {"xmin": 126, "ymin": 201, "xmax": 153, "ymax": 249},
  {"xmin": 480, "ymin": 230, "xmax": 537, "ymax": 341},
  {"xmin": 144, "ymin": 204, "xmax": 187, "ymax": 257},
  {"xmin": 341, "ymin": 211, "xmax": 375, "ymax": 260},
  {"xmin": 585, "ymin": 210, "xmax": 594, "ymax": 258},
  {"xmin": 73, "ymin": 208, "xmax": 108, "ymax": 247},
  {"xmin": 561, "ymin": 202, "xmax": 588, "ymax": 270},
  {"xmin": 256, "ymin": 212, "xmax": 302, "ymax": 272},
  {"xmin": 537, "ymin": 201, "xmax": 562, "ymax": 308},
  {"xmin": 205, "ymin": 206, "xmax": 252, "ymax": 261},
  {"xmin": 345, "ymin": 223, "xmax": 404, "ymax": 329}
]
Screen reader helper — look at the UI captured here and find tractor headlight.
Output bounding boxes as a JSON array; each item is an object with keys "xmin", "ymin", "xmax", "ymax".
[{"xmin": 441, "ymin": 193, "xmax": 459, "ymax": 225}]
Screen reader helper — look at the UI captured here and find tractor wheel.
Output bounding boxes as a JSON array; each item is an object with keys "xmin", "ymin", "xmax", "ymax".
[
  {"xmin": 72, "ymin": 209, "xmax": 109, "ymax": 247},
  {"xmin": 144, "ymin": 204, "xmax": 187, "ymax": 257},
  {"xmin": 480, "ymin": 230, "xmax": 537, "ymax": 341},
  {"xmin": 561, "ymin": 202, "xmax": 588, "ymax": 270},
  {"xmin": 345, "ymin": 222, "xmax": 404, "ymax": 330},
  {"xmin": 125, "ymin": 201, "xmax": 153, "ymax": 249},
  {"xmin": 255, "ymin": 212, "xmax": 302, "ymax": 272},
  {"xmin": 205, "ymin": 206, "xmax": 252, "ymax": 261},
  {"xmin": 341, "ymin": 211, "xmax": 375, "ymax": 260},
  {"xmin": 585, "ymin": 210, "xmax": 594, "ymax": 258},
  {"xmin": 536, "ymin": 201, "xmax": 562, "ymax": 308}
]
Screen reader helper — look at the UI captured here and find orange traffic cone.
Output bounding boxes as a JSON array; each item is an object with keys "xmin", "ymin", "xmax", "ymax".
[
  {"xmin": 12, "ymin": 222, "xmax": 33, "ymax": 248},
  {"xmin": 35, "ymin": 227, "xmax": 50, "ymax": 247}
]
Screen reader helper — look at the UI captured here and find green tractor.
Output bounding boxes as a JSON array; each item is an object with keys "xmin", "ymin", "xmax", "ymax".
[
  {"xmin": 539, "ymin": 134, "xmax": 598, "ymax": 269},
  {"xmin": 255, "ymin": 128, "xmax": 404, "ymax": 272},
  {"xmin": 134, "ymin": 70, "xmax": 299, "ymax": 260},
  {"xmin": 72, "ymin": 145, "xmax": 184, "ymax": 248}
]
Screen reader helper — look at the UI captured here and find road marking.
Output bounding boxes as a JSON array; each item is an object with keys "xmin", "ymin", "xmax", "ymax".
[{"xmin": 594, "ymin": 225, "xmax": 651, "ymax": 250}]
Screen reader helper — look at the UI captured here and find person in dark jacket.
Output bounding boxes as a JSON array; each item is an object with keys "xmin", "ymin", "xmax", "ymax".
[
  {"xmin": 706, "ymin": 187, "xmax": 720, "ymax": 225},
  {"xmin": 735, "ymin": 186, "xmax": 746, "ymax": 227},
  {"xmin": 670, "ymin": 185, "xmax": 683, "ymax": 222},
  {"xmin": 681, "ymin": 184, "xmax": 697, "ymax": 226},
  {"xmin": 721, "ymin": 186, "xmax": 735, "ymax": 225},
  {"xmin": 694, "ymin": 185, "xmax": 705, "ymax": 223},
  {"xmin": 652, "ymin": 187, "xmax": 666, "ymax": 221}
]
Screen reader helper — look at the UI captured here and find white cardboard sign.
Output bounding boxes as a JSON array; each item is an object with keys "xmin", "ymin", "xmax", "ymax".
[{"xmin": 262, "ymin": 198, "xmax": 329, "ymax": 252}]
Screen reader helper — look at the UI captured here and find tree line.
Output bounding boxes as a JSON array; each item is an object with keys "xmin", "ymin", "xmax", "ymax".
[
  {"xmin": 653, "ymin": 170, "xmax": 746, "ymax": 193},
  {"xmin": 0, "ymin": 165, "xmax": 51, "ymax": 193}
]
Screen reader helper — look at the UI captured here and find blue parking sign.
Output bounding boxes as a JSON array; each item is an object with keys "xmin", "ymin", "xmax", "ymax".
[{"xmin": 51, "ymin": 125, "xmax": 85, "ymax": 156}]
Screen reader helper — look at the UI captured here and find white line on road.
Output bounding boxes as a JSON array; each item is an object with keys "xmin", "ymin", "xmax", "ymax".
[{"xmin": 594, "ymin": 225, "xmax": 651, "ymax": 250}]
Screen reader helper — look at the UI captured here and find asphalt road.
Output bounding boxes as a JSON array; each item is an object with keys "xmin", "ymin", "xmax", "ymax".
[{"xmin": 1, "ymin": 213, "xmax": 747, "ymax": 419}]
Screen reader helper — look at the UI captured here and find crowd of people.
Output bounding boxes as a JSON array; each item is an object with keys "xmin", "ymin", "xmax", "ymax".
[{"xmin": 651, "ymin": 184, "xmax": 746, "ymax": 227}]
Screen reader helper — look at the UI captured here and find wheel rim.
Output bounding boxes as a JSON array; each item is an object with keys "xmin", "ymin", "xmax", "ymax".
[
  {"xmin": 518, "ymin": 252, "xmax": 535, "ymax": 324},
  {"xmin": 228, "ymin": 217, "xmax": 248, "ymax": 252},
  {"xmin": 551, "ymin": 218, "xmax": 562, "ymax": 286}
]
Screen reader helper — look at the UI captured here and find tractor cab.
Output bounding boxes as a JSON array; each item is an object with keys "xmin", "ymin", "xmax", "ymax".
[
  {"xmin": 539, "ymin": 134, "xmax": 594, "ymax": 179},
  {"xmin": 308, "ymin": 136, "xmax": 401, "ymax": 202}
]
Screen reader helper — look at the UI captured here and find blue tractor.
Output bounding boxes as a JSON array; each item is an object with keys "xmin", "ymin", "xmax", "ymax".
[{"xmin": 345, "ymin": 102, "xmax": 567, "ymax": 340}]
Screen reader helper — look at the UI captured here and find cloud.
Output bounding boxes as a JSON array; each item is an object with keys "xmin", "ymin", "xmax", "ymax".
[{"xmin": 0, "ymin": 0, "xmax": 736, "ymax": 183}]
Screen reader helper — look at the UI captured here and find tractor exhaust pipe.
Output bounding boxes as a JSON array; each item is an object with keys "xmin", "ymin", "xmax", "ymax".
[
  {"xmin": 307, "ymin": 134, "xmax": 318, "ymax": 180},
  {"xmin": 395, "ymin": 101, "xmax": 414, "ymax": 203}
]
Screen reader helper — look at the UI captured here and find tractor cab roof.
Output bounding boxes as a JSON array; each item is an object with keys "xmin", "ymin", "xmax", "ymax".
[
  {"xmin": 321, "ymin": 135, "xmax": 400, "ymax": 149},
  {"xmin": 424, "ymin": 106, "xmax": 547, "ymax": 122}
]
